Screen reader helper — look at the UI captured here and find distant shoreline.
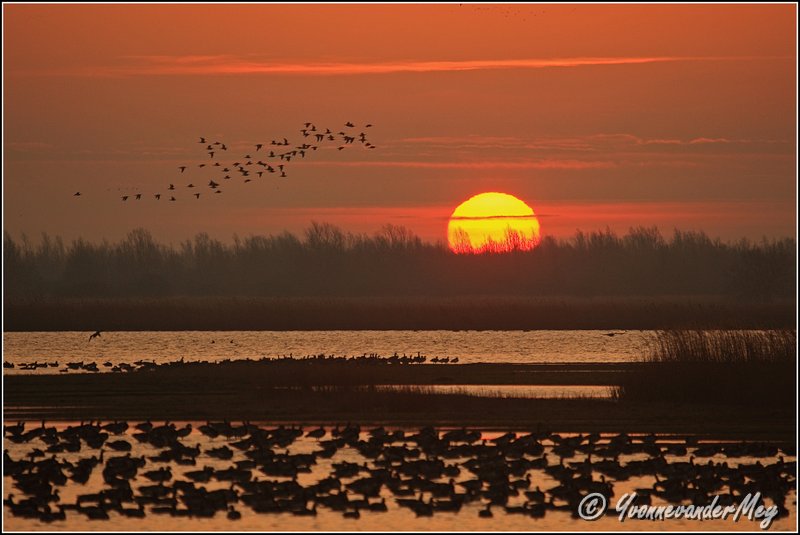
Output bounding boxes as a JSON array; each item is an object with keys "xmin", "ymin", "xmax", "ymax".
[{"xmin": 4, "ymin": 296, "xmax": 795, "ymax": 331}]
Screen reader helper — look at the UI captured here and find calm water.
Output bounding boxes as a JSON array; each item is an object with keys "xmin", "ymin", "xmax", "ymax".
[
  {"xmin": 372, "ymin": 385, "xmax": 615, "ymax": 399},
  {"xmin": 3, "ymin": 425, "xmax": 796, "ymax": 532},
  {"xmin": 2, "ymin": 330, "xmax": 648, "ymax": 374}
]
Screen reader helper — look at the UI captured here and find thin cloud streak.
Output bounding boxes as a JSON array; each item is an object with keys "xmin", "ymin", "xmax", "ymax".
[
  {"xmin": 450, "ymin": 214, "xmax": 541, "ymax": 221},
  {"xmin": 304, "ymin": 160, "xmax": 616, "ymax": 170},
  {"xmin": 35, "ymin": 55, "xmax": 765, "ymax": 77},
  {"xmin": 396, "ymin": 134, "xmax": 791, "ymax": 149}
]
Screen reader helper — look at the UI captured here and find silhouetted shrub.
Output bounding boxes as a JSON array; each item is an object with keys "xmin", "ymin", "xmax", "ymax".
[{"xmin": 3, "ymin": 224, "xmax": 795, "ymax": 300}]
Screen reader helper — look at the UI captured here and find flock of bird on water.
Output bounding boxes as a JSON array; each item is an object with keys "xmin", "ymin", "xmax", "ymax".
[
  {"xmin": 4, "ymin": 421, "xmax": 795, "ymax": 523},
  {"xmin": 4, "ymin": 331, "xmax": 626, "ymax": 373},
  {"xmin": 71, "ymin": 122, "xmax": 376, "ymax": 201},
  {"xmin": 4, "ymin": 350, "xmax": 454, "ymax": 374}
]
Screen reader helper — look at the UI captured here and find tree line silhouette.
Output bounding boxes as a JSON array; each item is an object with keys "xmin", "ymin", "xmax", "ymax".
[{"xmin": 3, "ymin": 224, "xmax": 795, "ymax": 300}]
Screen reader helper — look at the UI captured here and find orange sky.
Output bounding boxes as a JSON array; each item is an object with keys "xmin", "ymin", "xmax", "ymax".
[{"xmin": 3, "ymin": 4, "xmax": 797, "ymax": 244}]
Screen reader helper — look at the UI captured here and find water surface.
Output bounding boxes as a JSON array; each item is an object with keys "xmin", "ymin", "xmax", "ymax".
[{"xmin": 3, "ymin": 330, "xmax": 649, "ymax": 373}]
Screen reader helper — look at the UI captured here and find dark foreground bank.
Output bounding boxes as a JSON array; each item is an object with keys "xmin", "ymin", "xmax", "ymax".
[{"xmin": 5, "ymin": 362, "xmax": 795, "ymax": 440}]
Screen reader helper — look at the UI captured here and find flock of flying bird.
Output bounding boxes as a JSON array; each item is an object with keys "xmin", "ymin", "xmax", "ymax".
[{"xmin": 72, "ymin": 121, "xmax": 376, "ymax": 202}]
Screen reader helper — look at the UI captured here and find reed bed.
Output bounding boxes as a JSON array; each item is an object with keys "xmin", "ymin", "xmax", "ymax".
[{"xmin": 614, "ymin": 330, "xmax": 796, "ymax": 405}]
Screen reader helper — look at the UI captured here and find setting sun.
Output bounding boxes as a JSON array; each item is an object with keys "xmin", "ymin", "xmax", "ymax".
[{"xmin": 447, "ymin": 192, "xmax": 541, "ymax": 254}]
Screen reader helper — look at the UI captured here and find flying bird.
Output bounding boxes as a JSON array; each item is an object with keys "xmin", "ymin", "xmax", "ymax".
[
  {"xmin": 89, "ymin": 331, "xmax": 102, "ymax": 341},
  {"xmin": 74, "ymin": 192, "xmax": 81, "ymax": 196},
  {"xmin": 87, "ymin": 122, "xmax": 376, "ymax": 208}
]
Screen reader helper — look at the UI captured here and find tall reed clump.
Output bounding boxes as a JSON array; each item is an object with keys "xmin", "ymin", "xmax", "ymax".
[{"xmin": 613, "ymin": 330, "xmax": 796, "ymax": 406}]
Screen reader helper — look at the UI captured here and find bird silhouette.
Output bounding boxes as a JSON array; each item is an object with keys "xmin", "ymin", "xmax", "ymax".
[
  {"xmin": 89, "ymin": 331, "xmax": 101, "ymax": 341},
  {"xmin": 74, "ymin": 120, "xmax": 376, "ymax": 203}
]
